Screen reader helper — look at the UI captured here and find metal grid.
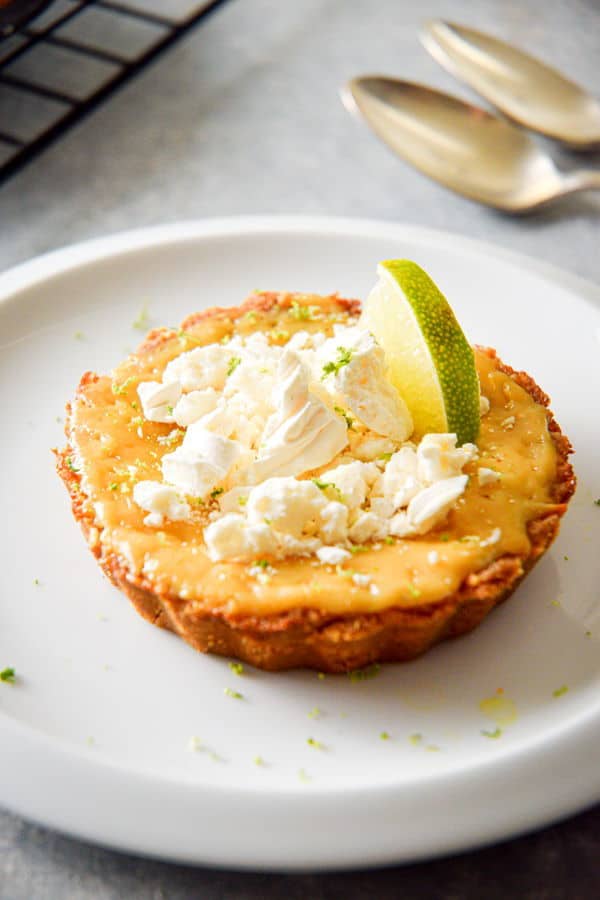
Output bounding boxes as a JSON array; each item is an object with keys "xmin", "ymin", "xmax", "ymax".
[{"xmin": 0, "ymin": 0, "xmax": 230, "ymax": 182}]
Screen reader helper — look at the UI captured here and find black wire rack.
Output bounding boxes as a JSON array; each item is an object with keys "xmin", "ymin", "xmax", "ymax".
[{"xmin": 0, "ymin": 0, "xmax": 231, "ymax": 183}]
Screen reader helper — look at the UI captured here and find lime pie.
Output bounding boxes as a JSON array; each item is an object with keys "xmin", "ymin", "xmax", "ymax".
[{"xmin": 57, "ymin": 262, "xmax": 575, "ymax": 671}]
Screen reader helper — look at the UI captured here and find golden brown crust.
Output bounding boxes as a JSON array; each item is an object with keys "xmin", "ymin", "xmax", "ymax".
[{"xmin": 56, "ymin": 302, "xmax": 576, "ymax": 672}]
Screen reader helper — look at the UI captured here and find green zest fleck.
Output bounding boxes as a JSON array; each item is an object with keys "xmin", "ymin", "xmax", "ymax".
[
  {"xmin": 112, "ymin": 376, "xmax": 135, "ymax": 396},
  {"xmin": 380, "ymin": 731, "xmax": 391, "ymax": 741},
  {"xmin": 109, "ymin": 482, "xmax": 119, "ymax": 491},
  {"xmin": 254, "ymin": 559, "xmax": 270, "ymax": 569},
  {"xmin": 74, "ymin": 330, "xmax": 85, "ymax": 341},
  {"xmin": 270, "ymin": 329, "xmax": 290, "ymax": 342},
  {"xmin": 378, "ymin": 452, "xmax": 393, "ymax": 461},
  {"xmin": 407, "ymin": 582, "xmax": 421, "ymax": 599},
  {"xmin": 132, "ymin": 303, "xmax": 150, "ymax": 331},
  {"xmin": 348, "ymin": 663, "xmax": 381, "ymax": 683},
  {"xmin": 227, "ymin": 356, "xmax": 242, "ymax": 377},
  {"xmin": 298, "ymin": 768, "xmax": 310, "ymax": 782},
  {"xmin": 594, "ymin": 499, "xmax": 600, "ymax": 506},
  {"xmin": 210, "ymin": 487, "xmax": 224, "ymax": 499},
  {"xmin": 439, "ymin": 533, "xmax": 450, "ymax": 542},
  {"xmin": 409, "ymin": 733, "xmax": 422, "ymax": 745},
  {"xmin": 166, "ymin": 405, "xmax": 174, "ymax": 415},
  {"xmin": 349, "ymin": 544, "xmax": 369, "ymax": 554},
  {"xmin": 229, "ymin": 661, "xmax": 244, "ymax": 676},
  {"xmin": 65, "ymin": 456, "xmax": 79, "ymax": 473},
  {"xmin": 552, "ymin": 685, "xmax": 569, "ymax": 698},
  {"xmin": 238, "ymin": 495, "xmax": 248, "ymax": 507},
  {"xmin": 224, "ymin": 687, "xmax": 243, "ymax": 700},
  {"xmin": 0, "ymin": 667, "xmax": 16, "ymax": 684},
  {"xmin": 333, "ymin": 405, "xmax": 354, "ymax": 429},
  {"xmin": 253, "ymin": 755, "xmax": 265, "ymax": 766},
  {"xmin": 312, "ymin": 479, "xmax": 343, "ymax": 501},
  {"xmin": 317, "ymin": 672, "xmax": 326, "ymax": 681},
  {"xmin": 322, "ymin": 346, "xmax": 354, "ymax": 379},
  {"xmin": 306, "ymin": 737, "xmax": 324, "ymax": 750},
  {"xmin": 307, "ymin": 707, "xmax": 321, "ymax": 719},
  {"xmin": 481, "ymin": 728, "xmax": 503, "ymax": 739},
  {"xmin": 289, "ymin": 300, "xmax": 319, "ymax": 321}
]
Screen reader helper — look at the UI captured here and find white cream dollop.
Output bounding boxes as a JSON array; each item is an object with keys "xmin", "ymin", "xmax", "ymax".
[
  {"xmin": 318, "ymin": 326, "xmax": 413, "ymax": 441},
  {"xmin": 133, "ymin": 480, "xmax": 191, "ymax": 527},
  {"xmin": 404, "ymin": 473, "xmax": 468, "ymax": 533},
  {"xmin": 137, "ymin": 380, "xmax": 182, "ymax": 423},
  {"xmin": 163, "ymin": 343, "xmax": 236, "ymax": 391},
  {"xmin": 172, "ymin": 388, "xmax": 219, "ymax": 427},
  {"xmin": 161, "ymin": 425, "xmax": 245, "ymax": 497},
  {"xmin": 246, "ymin": 349, "xmax": 348, "ymax": 483},
  {"xmin": 416, "ymin": 433, "xmax": 478, "ymax": 484}
]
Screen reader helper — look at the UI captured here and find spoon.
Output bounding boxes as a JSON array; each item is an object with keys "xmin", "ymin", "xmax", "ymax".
[
  {"xmin": 342, "ymin": 77, "xmax": 600, "ymax": 213},
  {"xmin": 421, "ymin": 20, "xmax": 600, "ymax": 150}
]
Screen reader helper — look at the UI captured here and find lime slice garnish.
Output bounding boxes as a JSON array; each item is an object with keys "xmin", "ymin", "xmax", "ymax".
[{"xmin": 361, "ymin": 260, "xmax": 480, "ymax": 445}]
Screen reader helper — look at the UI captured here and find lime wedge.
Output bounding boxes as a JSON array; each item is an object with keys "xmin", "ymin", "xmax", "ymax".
[{"xmin": 361, "ymin": 260, "xmax": 480, "ymax": 445}]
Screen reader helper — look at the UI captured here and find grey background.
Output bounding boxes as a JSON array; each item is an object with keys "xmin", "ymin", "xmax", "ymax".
[{"xmin": 1, "ymin": 0, "xmax": 599, "ymax": 896}]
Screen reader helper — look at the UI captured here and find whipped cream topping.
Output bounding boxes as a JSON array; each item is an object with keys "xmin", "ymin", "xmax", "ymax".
[
  {"xmin": 315, "ymin": 326, "xmax": 413, "ymax": 441},
  {"xmin": 133, "ymin": 321, "xmax": 485, "ymax": 561},
  {"xmin": 132, "ymin": 481, "xmax": 191, "ymax": 528},
  {"xmin": 246, "ymin": 348, "xmax": 348, "ymax": 484},
  {"xmin": 204, "ymin": 434, "xmax": 478, "ymax": 561},
  {"xmin": 162, "ymin": 425, "xmax": 247, "ymax": 497}
]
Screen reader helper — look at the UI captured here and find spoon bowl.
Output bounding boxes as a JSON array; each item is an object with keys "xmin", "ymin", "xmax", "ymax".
[
  {"xmin": 343, "ymin": 77, "xmax": 600, "ymax": 213},
  {"xmin": 422, "ymin": 21, "xmax": 600, "ymax": 150}
]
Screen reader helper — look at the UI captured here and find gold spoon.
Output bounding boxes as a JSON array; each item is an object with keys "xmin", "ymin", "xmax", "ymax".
[
  {"xmin": 421, "ymin": 20, "xmax": 600, "ymax": 150},
  {"xmin": 342, "ymin": 77, "xmax": 600, "ymax": 213}
]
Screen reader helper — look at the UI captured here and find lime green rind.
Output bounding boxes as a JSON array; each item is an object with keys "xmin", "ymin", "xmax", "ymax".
[{"xmin": 379, "ymin": 260, "xmax": 480, "ymax": 445}]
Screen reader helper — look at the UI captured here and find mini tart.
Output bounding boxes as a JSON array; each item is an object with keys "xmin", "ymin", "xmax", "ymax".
[{"xmin": 57, "ymin": 292, "xmax": 575, "ymax": 672}]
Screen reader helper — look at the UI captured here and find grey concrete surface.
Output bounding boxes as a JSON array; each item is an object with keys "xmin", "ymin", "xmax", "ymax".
[{"xmin": 1, "ymin": 0, "xmax": 599, "ymax": 896}]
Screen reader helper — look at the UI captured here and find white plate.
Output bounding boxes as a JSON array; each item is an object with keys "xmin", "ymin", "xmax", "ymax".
[{"xmin": 1, "ymin": 217, "xmax": 599, "ymax": 871}]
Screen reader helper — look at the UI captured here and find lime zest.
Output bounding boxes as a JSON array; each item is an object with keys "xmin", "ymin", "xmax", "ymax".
[
  {"xmin": 227, "ymin": 356, "xmax": 242, "ymax": 377},
  {"xmin": 321, "ymin": 346, "xmax": 353, "ymax": 379},
  {"xmin": 348, "ymin": 663, "xmax": 381, "ymax": 683}
]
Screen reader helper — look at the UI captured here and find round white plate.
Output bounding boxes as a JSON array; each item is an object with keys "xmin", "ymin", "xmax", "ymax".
[{"xmin": 1, "ymin": 218, "xmax": 599, "ymax": 871}]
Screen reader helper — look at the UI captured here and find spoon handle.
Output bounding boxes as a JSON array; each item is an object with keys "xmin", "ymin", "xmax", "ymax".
[{"xmin": 562, "ymin": 170, "xmax": 600, "ymax": 197}]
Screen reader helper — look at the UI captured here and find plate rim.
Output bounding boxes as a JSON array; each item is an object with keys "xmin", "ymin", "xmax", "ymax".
[
  {"xmin": 1, "ymin": 215, "xmax": 599, "ymax": 309},
  {"xmin": 1, "ymin": 215, "xmax": 599, "ymax": 869}
]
